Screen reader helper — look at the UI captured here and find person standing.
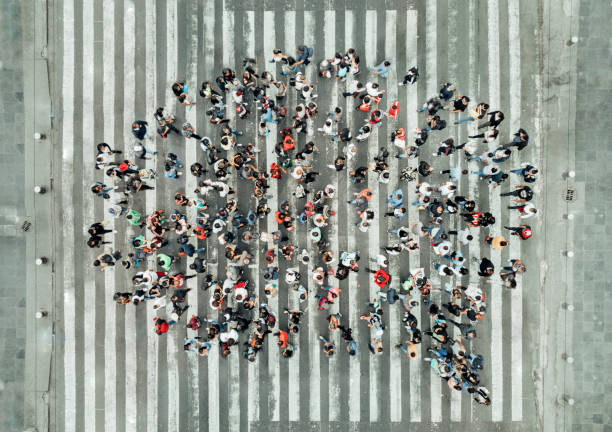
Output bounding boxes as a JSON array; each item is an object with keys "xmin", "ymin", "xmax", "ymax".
[{"xmin": 504, "ymin": 224, "xmax": 533, "ymax": 240}]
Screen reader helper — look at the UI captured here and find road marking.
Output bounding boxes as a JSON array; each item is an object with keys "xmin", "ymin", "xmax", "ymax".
[
  {"xmin": 322, "ymin": 8, "xmax": 343, "ymax": 422},
  {"xmin": 165, "ymin": 2, "xmax": 180, "ymax": 432},
  {"xmin": 487, "ymin": 0, "xmax": 504, "ymax": 422},
  {"xmin": 508, "ymin": 0, "xmax": 523, "ymax": 422},
  {"xmin": 384, "ymin": 9, "xmax": 402, "ymax": 423},
  {"xmin": 262, "ymin": 9, "xmax": 281, "ymax": 423},
  {"xmin": 467, "ymin": 0, "xmax": 480, "ymax": 420},
  {"xmin": 243, "ymin": 8, "xmax": 261, "ymax": 428},
  {"xmin": 364, "ymin": 9, "xmax": 381, "ymax": 423},
  {"xmin": 404, "ymin": 9, "xmax": 421, "ymax": 424},
  {"xmin": 283, "ymin": 9, "xmax": 302, "ymax": 422},
  {"xmin": 446, "ymin": 3, "xmax": 463, "ymax": 423},
  {"xmin": 424, "ymin": 0, "xmax": 442, "ymax": 423},
  {"xmin": 185, "ymin": 0, "xmax": 200, "ymax": 429},
  {"xmin": 62, "ymin": 0, "xmax": 76, "ymax": 429},
  {"xmin": 122, "ymin": 2, "xmax": 138, "ymax": 432},
  {"xmin": 144, "ymin": 2, "xmax": 158, "ymax": 431},
  {"xmin": 344, "ymin": 8, "xmax": 361, "ymax": 423},
  {"xmin": 82, "ymin": 1, "xmax": 96, "ymax": 431},
  {"xmin": 302, "ymin": 9, "xmax": 321, "ymax": 423},
  {"xmin": 102, "ymin": 2, "xmax": 117, "ymax": 432}
]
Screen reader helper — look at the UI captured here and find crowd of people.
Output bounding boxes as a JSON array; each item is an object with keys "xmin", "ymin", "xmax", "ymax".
[{"xmin": 88, "ymin": 43, "xmax": 538, "ymax": 407}]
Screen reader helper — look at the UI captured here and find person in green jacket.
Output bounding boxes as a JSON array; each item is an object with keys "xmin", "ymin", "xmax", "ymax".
[
  {"xmin": 157, "ymin": 253, "xmax": 173, "ymax": 271},
  {"xmin": 126, "ymin": 209, "xmax": 145, "ymax": 228}
]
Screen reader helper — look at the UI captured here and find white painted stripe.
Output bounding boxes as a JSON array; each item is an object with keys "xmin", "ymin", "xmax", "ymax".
[
  {"xmin": 302, "ymin": 9, "xmax": 320, "ymax": 423},
  {"xmin": 324, "ymin": 9, "xmax": 335, "ymax": 60},
  {"xmin": 208, "ymin": 336, "xmax": 220, "ymax": 432},
  {"xmin": 243, "ymin": 8, "xmax": 261, "ymax": 428},
  {"xmin": 429, "ymin": 286, "xmax": 442, "ymax": 425},
  {"xmin": 446, "ymin": 2, "xmax": 463, "ymax": 423},
  {"xmin": 405, "ymin": 9, "xmax": 421, "ymax": 424},
  {"xmin": 424, "ymin": 1, "xmax": 442, "ymax": 423},
  {"xmin": 185, "ymin": 0, "xmax": 200, "ymax": 429},
  {"xmin": 245, "ymin": 7, "xmax": 260, "ymax": 430},
  {"xmin": 62, "ymin": 0, "xmax": 76, "ymax": 429},
  {"xmin": 221, "ymin": 6, "xmax": 242, "ymax": 431},
  {"xmin": 384, "ymin": 9, "xmax": 402, "ymax": 423},
  {"xmin": 365, "ymin": 10, "xmax": 376, "ymax": 67},
  {"xmin": 198, "ymin": 3, "xmax": 215, "ymax": 430},
  {"xmin": 487, "ymin": 0, "xmax": 503, "ymax": 422},
  {"xmin": 425, "ymin": 1, "xmax": 437, "ymax": 98},
  {"xmin": 508, "ymin": 0, "xmax": 523, "ymax": 422},
  {"xmin": 165, "ymin": 2, "xmax": 180, "ymax": 432},
  {"xmin": 102, "ymin": 2, "xmax": 117, "ymax": 431},
  {"xmin": 144, "ymin": 1, "xmax": 158, "ymax": 431},
  {"xmin": 365, "ymin": 9, "xmax": 380, "ymax": 423},
  {"xmin": 122, "ymin": 3, "xmax": 137, "ymax": 432},
  {"xmin": 344, "ymin": 9, "xmax": 360, "ymax": 423},
  {"xmin": 283, "ymin": 9, "xmax": 301, "ymax": 422},
  {"xmin": 322, "ymin": 9, "xmax": 342, "ymax": 422},
  {"xmin": 466, "ymin": 0, "xmax": 480, "ymax": 419},
  {"xmin": 262, "ymin": 9, "xmax": 278, "ymax": 425},
  {"xmin": 262, "ymin": 8, "xmax": 281, "ymax": 424},
  {"xmin": 82, "ymin": 1, "xmax": 96, "ymax": 431}
]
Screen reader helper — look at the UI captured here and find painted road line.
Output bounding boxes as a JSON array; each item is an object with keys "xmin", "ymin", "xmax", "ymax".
[
  {"xmin": 425, "ymin": 0, "xmax": 437, "ymax": 99},
  {"xmin": 302, "ymin": 9, "xmax": 321, "ymax": 423},
  {"xmin": 424, "ymin": 0, "xmax": 441, "ymax": 423},
  {"xmin": 364, "ymin": 9, "xmax": 380, "ymax": 423},
  {"xmin": 144, "ymin": 1, "xmax": 159, "ymax": 431},
  {"xmin": 283, "ymin": 8, "xmax": 302, "ymax": 422},
  {"xmin": 62, "ymin": 0, "xmax": 76, "ymax": 429},
  {"xmin": 507, "ymin": 0, "xmax": 523, "ymax": 422},
  {"xmin": 404, "ymin": 8, "xmax": 421, "ymax": 423},
  {"xmin": 487, "ymin": 0, "xmax": 504, "ymax": 422},
  {"xmin": 262, "ymin": 9, "xmax": 281, "ymax": 422},
  {"xmin": 165, "ymin": 2, "xmax": 180, "ymax": 431},
  {"xmin": 466, "ymin": 0, "xmax": 480, "ymax": 420},
  {"xmin": 82, "ymin": 1, "xmax": 96, "ymax": 431},
  {"xmin": 220, "ymin": 5, "xmax": 242, "ymax": 432},
  {"xmin": 122, "ymin": 2, "xmax": 138, "ymax": 431},
  {"xmin": 102, "ymin": 2, "xmax": 117, "ymax": 431},
  {"xmin": 243, "ymin": 8, "xmax": 261, "ymax": 427},
  {"xmin": 445, "ymin": 2, "xmax": 463, "ymax": 423},
  {"xmin": 323, "ymin": 8, "xmax": 342, "ymax": 422},
  {"xmin": 185, "ymin": 0, "xmax": 200, "ymax": 429},
  {"xmin": 344, "ymin": 8, "xmax": 361, "ymax": 423},
  {"xmin": 384, "ymin": 8, "xmax": 402, "ymax": 423}
]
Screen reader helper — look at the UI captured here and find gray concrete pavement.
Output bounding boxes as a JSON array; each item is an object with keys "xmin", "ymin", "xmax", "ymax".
[
  {"xmin": 569, "ymin": 1, "xmax": 612, "ymax": 430},
  {"xmin": 0, "ymin": 0, "xmax": 27, "ymax": 430},
  {"xmin": 7, "ymin": 0, "xmax": 608, "ymax": 431}
]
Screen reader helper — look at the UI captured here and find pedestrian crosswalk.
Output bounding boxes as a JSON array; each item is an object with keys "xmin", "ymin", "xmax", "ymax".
[{"xmin": 56, "ymin": 0, "xmax": 542, "ymax": 430}]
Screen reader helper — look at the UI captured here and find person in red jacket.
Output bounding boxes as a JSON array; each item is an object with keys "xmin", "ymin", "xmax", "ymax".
[
  {"xmin": 504, "ymin": 224, "xmax": 532, "ymax": 240},
  {"xmin": 385, "ymin": 101, "xmax": 399, "ymax": 119},
  {"xmin": 154, "ymin": 317, "xmax": 170, "ymax": 335},
  {"xmin": 273, "ymin": 329, "xmax": 289, "ymax": 349}
]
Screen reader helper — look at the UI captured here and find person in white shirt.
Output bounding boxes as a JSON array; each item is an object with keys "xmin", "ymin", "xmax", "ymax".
[
  {"xmin": 433, "ymin": 240, "xmax": 452, "ymax": 256},
  {"xmin": 152, "ymin": 295, "xmax": 167, "ymax": 310},
  {"xmin": 365, "ymin": 81, "xmax": 385, "ymax": 98},
  {"xmin": 508, "ymin": 202, "xmax": 538, "ymax": 219},
  {"xmin": 343, "ymin": 79, "xmax": 363, "ymax": 98},
  {"xmin": 318, "ymin": 119, "xmax": 335, "ymax": 136},
  {"xmin": 219, "ymin": 328, "xmax": 239, "ymax": 344},
  {"xmin": 417, "ymin": 182, "xmax": 433, "ymax": 197},
  {"xmin": 438, "ymin": 181, "xmax": 457, "ymax": 200},
  {"xmin": 301, "ymin": 84, "xmax": 317, "ymax": 101},
  {"xmin": 370, "ymin": 254, "xmax": 389, "ymax": 268},
  {"xmin": 355, "ymin": 125, "xmax": 372, "ymax": 142},
  {"xmin": 456, "ymin": 140, "xmax": 479, "ymax": 158},
  {"xmin": 447, "ymin": 227, "xmax": 473, "ymax": 245}
]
